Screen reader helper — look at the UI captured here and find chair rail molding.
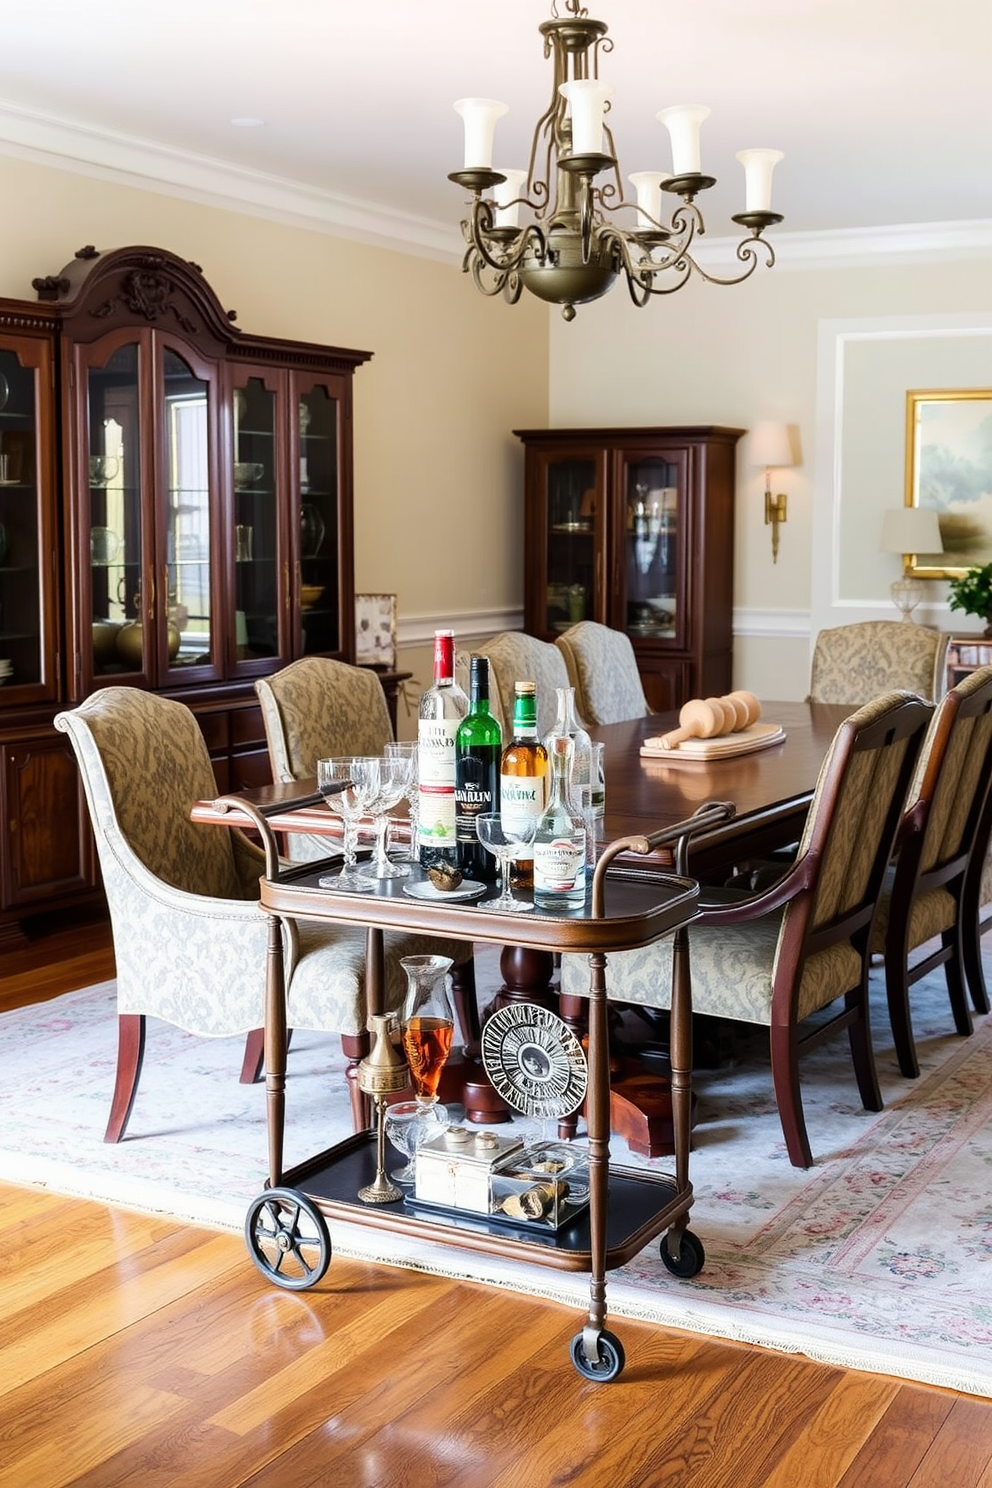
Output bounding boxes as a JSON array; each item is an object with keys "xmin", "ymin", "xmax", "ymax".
[
  {"xmin": 812, "ymin": 311, "xmax": 992, "ymax": 661},
  {"xmin": 397, "ymin": 606, "xmax": 525, "ymax": 652}
]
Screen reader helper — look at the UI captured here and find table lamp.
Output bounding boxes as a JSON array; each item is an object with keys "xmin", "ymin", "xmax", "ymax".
[{"xmin": 878, "ymin": 506, "xmax": 943, "ymax": 622}]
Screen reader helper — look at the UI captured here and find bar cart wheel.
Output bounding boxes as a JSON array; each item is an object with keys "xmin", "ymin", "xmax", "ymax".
[
  {"xmin": 659, "ymin": 1227, "xmax": 705, "ymax": 1278},
  {"xmin": 245, "ymin": 1187, "xmax": 332, "ymax": 1291},
  {"xmin": 569, "ymin": 1328, "xmax": 626, "ymax": 1382}
]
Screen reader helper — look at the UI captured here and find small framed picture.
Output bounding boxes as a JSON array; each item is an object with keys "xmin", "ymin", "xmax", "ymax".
[{"xmin": 355, "ymin": 593, "xmax": 397, "ymax": 669}]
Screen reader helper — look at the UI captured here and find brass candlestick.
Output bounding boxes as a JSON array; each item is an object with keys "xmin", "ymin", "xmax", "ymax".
[{"xmin": 357, "ymin": 1014, "xmax": 410, "ymax": 1205}]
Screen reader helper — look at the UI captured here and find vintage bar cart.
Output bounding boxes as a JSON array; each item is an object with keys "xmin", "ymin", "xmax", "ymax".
[{"xmin": 234, "ymin": 798, "xmax": 729, "ymax": 1382}]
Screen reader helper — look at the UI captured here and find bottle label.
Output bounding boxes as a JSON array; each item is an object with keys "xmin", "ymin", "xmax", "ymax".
[
  {"xmin": 500, "ymin": 774, "xmax": 544, "ymax": 834},
  {"xmin": 418, "ymin": 718, "xmax": 459, "ymax": 846},
  {"xmin": 534, "ymin": 837, "xmax": 585, "ymax": 893}
]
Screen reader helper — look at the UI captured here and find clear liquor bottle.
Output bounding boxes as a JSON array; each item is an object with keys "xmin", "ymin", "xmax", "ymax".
[
  {"xmin": 455, "ymin": 655, "xmax": 502, "ymax": 882},
  {"xmin": 533, "ymin": 734, "xmax": 587, "ymax": 909},
  {"xmin": 499, "ymin": 680, "xmax": 548, "ymax": 891},
  {"xmin": 417, "ymin": 629, "xmax": 468, "ymax": 870},
  {"xmin": 543, "ymin": 685, "xmax": 592, "ymax": 797}
]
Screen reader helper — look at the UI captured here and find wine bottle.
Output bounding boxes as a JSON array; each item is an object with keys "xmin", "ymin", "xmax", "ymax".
[
  {"xmin": 499, "ymin": 680, "xmax": 548, "ymax": 890},
  {"xmin": 455, "ymin": 655, "xmax": 502, "ymax": 882},
  {"xmin": 533, "ymin": 734, "xmax": 587, "ymax": 910},
  {"xmin": 417, "ymin": 629, "xmax": 468, "ymax": 870}
]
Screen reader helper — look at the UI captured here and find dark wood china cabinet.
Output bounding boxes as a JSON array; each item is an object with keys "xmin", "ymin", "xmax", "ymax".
[
  {"xmin": 515, "ymin": 426, "xmax": 743, "ymax": 711},
  {"xmin": 0, "ymin": 243, "xmax": 371, "ymax": 944}
]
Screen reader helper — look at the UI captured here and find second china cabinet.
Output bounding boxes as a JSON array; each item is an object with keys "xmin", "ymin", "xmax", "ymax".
[
  {"xmin": 515, "ymin": 426, "xmax": 744, "ymax": 711},
  {"xmin": 0, "ymin": 243, "xmax": 371, "ymax": 943}
]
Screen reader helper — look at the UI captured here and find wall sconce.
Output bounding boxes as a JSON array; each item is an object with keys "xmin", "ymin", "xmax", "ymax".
[
  {"xmin": 878, "ymin": 506, "xmax": 944, "ymax": 622},
  {"xmin": 750, "ymin": 421, "xmax": 795, "ymax": 563}
]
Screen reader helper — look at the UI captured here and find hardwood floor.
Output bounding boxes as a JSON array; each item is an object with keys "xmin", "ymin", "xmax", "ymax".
[{"xmin": 2, "ymin": 915, "xmax": 992, "ymax": 1487}]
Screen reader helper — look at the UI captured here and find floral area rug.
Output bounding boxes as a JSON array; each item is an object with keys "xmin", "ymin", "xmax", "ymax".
[{"xmin": 1, "ymin": 947, "xmax": 990, "ymax": 1396}]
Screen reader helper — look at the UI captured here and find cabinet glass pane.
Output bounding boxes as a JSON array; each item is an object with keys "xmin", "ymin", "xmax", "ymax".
[
  {"xmin": 164, "ymin": 348, "xmax": 211, "ymax": 674},
  {"xmin": 545, "ymin": 457, "xmax": 596, "ymax": 633},
  {"xmin": 89, "ymin": 342, "xmax": 142, "ymax": 676},
  {"xmin": 0, "ymin": 348, "xmax": 41, "ymax": 687},
  {"xmin": 625, "ymin": 457, "xmax": 679, "ymax": 639},
  {"xmin": 299, "ymin": 386, "xmax": 339, "ymax": 655},
  {"xmin": 233, "ymin": 377, "xmax": 278, "ymax": 661}
]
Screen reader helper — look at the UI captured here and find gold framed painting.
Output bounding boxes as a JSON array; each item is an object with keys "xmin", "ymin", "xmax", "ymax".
[
  {"xmin": 905, "ymin": 389, "xmax": 992, "ymax": 577},
  {"xmin": 355, "ymin": 593, "xmax": 397, "ymax": 669}
]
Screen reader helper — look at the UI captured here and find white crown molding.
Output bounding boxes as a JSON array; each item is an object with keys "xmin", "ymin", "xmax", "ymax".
[
  {"xmin": 2, "ymin": 102, "xmax": 992, "ymax": 273},
  {"xmin": 0, "ymin": 102, "xmax": 462, "ymax": 263}
]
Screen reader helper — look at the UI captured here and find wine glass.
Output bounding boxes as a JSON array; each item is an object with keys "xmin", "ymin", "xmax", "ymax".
[
  {"xmin": 360, "ymin": 754, "xmax": 413, "ymax": 881},
  {"xmin": 316, "ymin": 756, "xmax": 377, "ymax": 892},
  {"xmin": 475, "ymin": 813, "xmax": 538, "ymax": 912},
  {"xmin": 384, "ymin": 740, "xmax": 418, "ymax": 861},
  {"xmin": 383, "ymin": 1097, "xmax": 448, "ymax": 1184}
]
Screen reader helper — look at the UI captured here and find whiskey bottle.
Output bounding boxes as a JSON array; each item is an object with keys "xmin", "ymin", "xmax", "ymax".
[
  {"xmin": 533, "ymin": 734, "xmax": 587, "ymax": 910},
  {"xmin": 499, "ymin": 680, "xmax": 548, "ymax": 890},
  {"xmin": 417, "ymin": 629, "xmax": 468, "ymax": 870},
  {"xmin": 455, "ymin": 655, "xmax": 502, "ymax": 882}
]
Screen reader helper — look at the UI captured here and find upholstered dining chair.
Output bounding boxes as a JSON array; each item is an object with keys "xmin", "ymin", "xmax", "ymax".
[
  {"xmin": 869, "ymin": 666, "xmax": 992, "ymax": 1077},
  {"xmin": 475, "ymin": 630, "xmax": 574, "ymax": 737},
  {"xmin": 554, "ymin": 620, "xmax": 652, "ymax": 726},
  {"xmin": 560, "ymin": 690, "xmax": 932, "ymax": 1167},
  {"xmin": 55, "ymin": 687, "xmax": 471, "ymax": 1142},
  {"xmin": 808, "ymin": 621, "xmax": 942, "ymax": 704},
  {"xmin": 256, "ymin": 656, "xmax": 394, "ymax": 862}
]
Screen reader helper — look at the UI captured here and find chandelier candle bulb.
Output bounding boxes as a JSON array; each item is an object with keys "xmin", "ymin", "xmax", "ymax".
[
  {"xmin": 629, "ymin": 171, "xmax": 668, "ymax": 229},
  {"xmin": 657, "ymin": 104, "xmax": 711, "ymax": 176},
  {"xmin": 737, "ymin": 148, "xmax": 785, "ymax": 212},
  {"xmin": 558, "ymin": 79, "xmax": 614, "ymax": 156},
  {"xmin": 454, "ymin": 97, "xmax": 509, "ymax": 169},
  {"xmin": 494, "ymin": 168, "xmax": 528, "ymax": 229}
]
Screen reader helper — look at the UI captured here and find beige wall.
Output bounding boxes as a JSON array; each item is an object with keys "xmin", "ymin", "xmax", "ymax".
[
  {"xmin": 547, "ymin": 255, "xmax": 992, "ymax": 699},
  {"xmin": 0, "ymin": 153, "xmax": 549, "ymax": 730}
]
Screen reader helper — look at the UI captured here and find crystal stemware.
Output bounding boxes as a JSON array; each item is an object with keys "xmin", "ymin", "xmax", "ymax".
[
  {"xmin": 316, "ymin": 756, "xmax": 377, "ymax": 892},
  {"xmin": 384, "ymin": 740, "xmax": 418, "ymax": 861},
  {"xmin": 475, "ymin": 813, "xmax": 538, "ymax": 912},
  {"xmin": 384, "ymin": 1097, "xmax": 449, "ymax": 1184},
  {"xmin": 360, "ymin": 754, "xmax": 413, "ymax": 880}
]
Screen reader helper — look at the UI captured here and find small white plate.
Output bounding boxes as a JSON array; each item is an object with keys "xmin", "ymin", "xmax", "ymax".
[{"xmin": 403, "ymin": 878, "xmax": 487, "ymax": 903}]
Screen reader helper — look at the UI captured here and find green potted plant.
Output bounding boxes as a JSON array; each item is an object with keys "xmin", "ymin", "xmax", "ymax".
[{"xmin": 948, "ymin": 563, "xmax": 992, "ymax": 636}]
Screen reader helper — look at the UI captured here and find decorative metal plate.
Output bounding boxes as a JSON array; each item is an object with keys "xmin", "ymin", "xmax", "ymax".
[{"xmin": 481, "ymin": 1002, "xmax": 588, "ymax": 1119}]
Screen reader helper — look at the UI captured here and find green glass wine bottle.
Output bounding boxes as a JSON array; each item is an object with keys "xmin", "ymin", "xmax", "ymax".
[{"xmin": 455, "ymin": 655, "xmax": 502, "ymax": 881}]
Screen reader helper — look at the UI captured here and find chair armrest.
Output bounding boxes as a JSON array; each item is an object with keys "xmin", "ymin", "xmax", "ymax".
[{"xmin": 695, "ymin": 848, "xmax": 821, "ymax": 926}]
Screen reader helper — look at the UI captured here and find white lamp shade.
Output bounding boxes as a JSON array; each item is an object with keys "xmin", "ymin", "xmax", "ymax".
[
  {"xmin": 750, "ymin": 421, "xmax": 794, "ymax": 470},
  {"xmin": 493, "ymin": 168, "xmax": 528, "ymax": 228},
  {"xmin": 558, "ymin": 80, "xmax": 614, "ymax": 156},
  {"xmin": 879, "ymin": 506, "xmax": 944, "ymax": 555},
  {"xmin": 628, "ymin": 171, "xmax": 668, "ymax": 229},
  {"xmin": 736, "ymin": 148, "xmax": 784, "ymax": 212},
  {"xmin": 454, "ymin": 97, "xmax": 509, "ymax": 169},
  {"xmin": 656, "ymin": 105, "xmax": 711, "ymax": 175}
]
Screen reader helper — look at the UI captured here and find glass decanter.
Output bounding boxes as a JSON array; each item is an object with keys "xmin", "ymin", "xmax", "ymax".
[{"xmin": 389, "ymin": 955, "xmax": 455, "ymax": 1182}]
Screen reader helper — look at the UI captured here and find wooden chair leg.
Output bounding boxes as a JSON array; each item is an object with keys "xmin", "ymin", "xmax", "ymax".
[
  {"xmin": 342, "ymin": 1031, "xmax": 370, "ymax": 1131},
  {"xmin": 450, "ymin": 954, "xmax": 480, "ymax": 1052},
  {"xmin": 944, "ymin": 928, "xmax": 974, "ymax": 1038},
  {"xmin": 847, "ymin": 987, "xmax": 883, "ymax": 1113},
  {"xmin": 962, "ymin": 914, "xmax": 991, "ymax": 1016},
  {"xmin": 884, "ymin": 944, "xmax": 920, "ymax": 1080},
  {"xmin": 105, "ymin": 1013, "xmax": 146, "ymax": 1144},
  {"xmin": 769, "ymin": 1021, "xmax": 813, "ymax": 1169}
]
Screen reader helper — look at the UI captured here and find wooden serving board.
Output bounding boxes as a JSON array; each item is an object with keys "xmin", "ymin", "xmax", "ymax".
[{"xmin": 640, "ymin": 722, "xmax": 786, "ymax": 761}]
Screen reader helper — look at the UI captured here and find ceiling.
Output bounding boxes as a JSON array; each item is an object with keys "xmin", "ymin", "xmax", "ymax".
[{"xmin": 1, "ymin": 0, "xmax": 990, "ymax": 257}]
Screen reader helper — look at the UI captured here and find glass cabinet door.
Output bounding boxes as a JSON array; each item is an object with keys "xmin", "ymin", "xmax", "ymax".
[
  {"xmin": 231, "ymin": 372, "xmax": 282, "ymax": 669},
  {"xmin": 162, "ymin": 346, "xmax": 215, "ymax": 679},
  {"xmin": 619, "ymin": 450, "xmax": 687, "ymax": 644},
  {"xmin": 86, "ymin": 339, "xmax": 146, "ymax": 682},
  {"xmin": 297, "ymin": 376, "xmax": 342, "ymax": 657},
  {"xmin": 541, "ymin": 452, "xmax": 601, "ymax": 634},
  {"xmin": 0, "ymin": 340, "xmax": 55, "ymax": 699}
]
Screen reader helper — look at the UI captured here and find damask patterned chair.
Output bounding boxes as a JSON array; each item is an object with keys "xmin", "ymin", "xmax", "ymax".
[
  {"xmin": 555, "ymin": 621, "xmax": 651, "ymax": 724},
  {"xmin": 870, "ymin": 667, "xmax": 992, "ymax": 1076},
  {"xmin": 808, "ymin": 621, "xmax": 941, "ymax": 704},
  {"xmin": 255, "ymin": 656, "xmax": 394, "ymax": 863},
  {"xmin": 475, "ymin": 631, "xmax": 574, "ymax": 737},
  {"xmin": 560, "ymin": 691, "xmax": 932, "ymax": 1167},
  {"xmin": 55, "ymin": 688, "xmax": 470, "ymax": 1142}
]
